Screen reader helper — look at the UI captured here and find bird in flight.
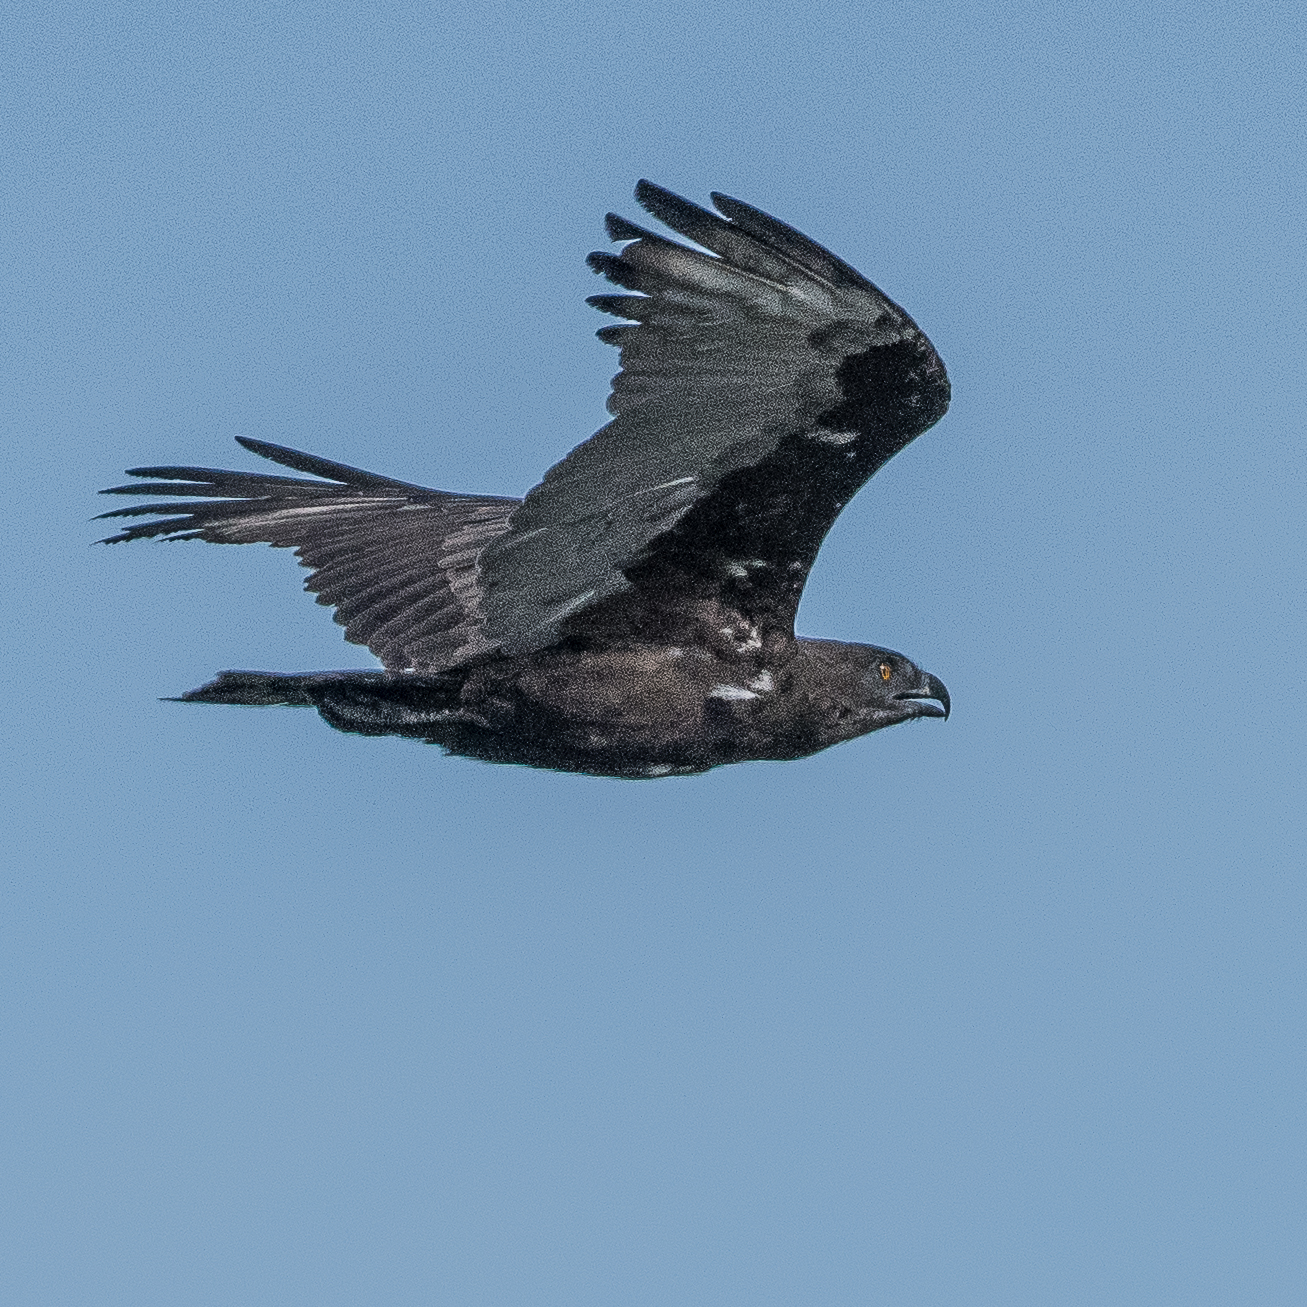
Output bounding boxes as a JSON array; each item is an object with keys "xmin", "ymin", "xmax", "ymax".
[{"xmin": 101, "ymin": 181, "xmax": 952, "ymax": 778}]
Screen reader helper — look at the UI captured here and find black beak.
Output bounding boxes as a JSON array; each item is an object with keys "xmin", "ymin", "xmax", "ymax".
[{"xmin": 896, "ymin": 672, "xmax": 950, "ymax": 720}]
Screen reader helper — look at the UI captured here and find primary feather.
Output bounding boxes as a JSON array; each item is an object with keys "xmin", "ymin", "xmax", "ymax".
[{"xmin": 101, "ymin": 437, "xmax": 516, "ymax": 670}]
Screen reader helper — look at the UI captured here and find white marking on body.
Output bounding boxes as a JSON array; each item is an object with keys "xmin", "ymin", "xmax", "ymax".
[
  {"xmin": 747, "ymin": 671, "xmax": 774, "ymax": 693},
  {"xmin": 719, "ymin": 622, "xmax": 762, "ymax": 652},
  {"xmin": 709, "ymin": 684, "xmax": 759, "ymax": 701},
  {"xmin": 645, "ymin": 763, "xmax": 675, "ymax": 776}
]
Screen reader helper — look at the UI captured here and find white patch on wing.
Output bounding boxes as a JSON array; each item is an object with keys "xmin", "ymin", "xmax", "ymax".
[
  {"xmin": 806, "ymin": 427, "xmax": 860, "ymax": 446},
  {"xmin": 250, "ymin": 500, "xmax": 396, "ymax": 525},
  {"xmin": 599, "ymin": 476, "xmax": 699, "ymax": 516},
  {"xmin": 709, "ymin": 684, "xmax": 759, "ymax": 701},
  {"xmin": 541, "ymin": 589, "xmax": 598, "ymax": 625},
  {"xmin": 747, "ymin": 671, "xmax": 774, "ymax": 693}
]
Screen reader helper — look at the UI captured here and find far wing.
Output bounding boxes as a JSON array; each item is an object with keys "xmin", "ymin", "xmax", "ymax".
[
  {"xmin": 99, "ymin": 437, "xmax": 516, "ymax": 670},
  {"xmin": 478, "ymin": 182, "xmax": 951, "ymax": 653}
]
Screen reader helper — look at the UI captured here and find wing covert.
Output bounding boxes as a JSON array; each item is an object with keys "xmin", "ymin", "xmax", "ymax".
[{"xmin": 479, "ymin": 181, "xmax": 949, "ymax": 653}]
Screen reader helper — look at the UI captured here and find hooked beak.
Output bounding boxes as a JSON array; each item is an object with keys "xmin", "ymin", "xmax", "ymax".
[{"xmin": 895, "ymin": 672, "xmax": 950, "ymax": 720}]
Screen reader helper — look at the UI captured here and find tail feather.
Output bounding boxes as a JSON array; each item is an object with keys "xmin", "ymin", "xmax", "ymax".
[
  {"xmin": 170, "ymin": 669, "xmax": 470, "ymax": 744},
  {"xmin": 172, "ymin": 671, "xmax": 325, "ymax": 706}
]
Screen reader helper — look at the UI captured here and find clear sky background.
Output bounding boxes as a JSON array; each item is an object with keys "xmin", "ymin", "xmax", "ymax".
[{"xmin": 3, "ymin": 2, "xmax": 1304, "ymax": 1303}]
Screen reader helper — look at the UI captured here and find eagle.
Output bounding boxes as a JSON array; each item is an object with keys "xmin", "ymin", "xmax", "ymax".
[{"xmin": 101, "ymin": 181, "xmax": 952, "ymax": 778}]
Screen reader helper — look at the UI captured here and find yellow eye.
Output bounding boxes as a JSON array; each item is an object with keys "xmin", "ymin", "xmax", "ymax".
[{"xmin": 879, "ymin": 662, "xmax": 893, "ymax": 681}]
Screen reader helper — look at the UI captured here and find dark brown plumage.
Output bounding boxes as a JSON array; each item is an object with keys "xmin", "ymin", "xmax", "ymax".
[{"xmin": 101, "ymin": 181, "xmax": 952, "ymax": 777}]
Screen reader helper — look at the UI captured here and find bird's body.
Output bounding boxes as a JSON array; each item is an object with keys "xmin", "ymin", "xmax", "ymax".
[
  {"xmin": 103, "ymin": 182, "xmax": 952, "ymax": 777},
  {"xmin": 182, "ymin": 637, "xmax": 945, "ymax": 778}
]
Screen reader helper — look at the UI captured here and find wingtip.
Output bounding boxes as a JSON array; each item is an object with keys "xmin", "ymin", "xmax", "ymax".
[
  {"xmin": 234, "ymin": 435, "xmax": 303, "ymax": 461},
  {"xmin": 225, "ymin": 438, "xmax": 425, "ymax": 489},
  {"xmin": 604, "ymin": 212, "xmax": 646, "ymax": 242},
  {"xmin": 708, "ymin": 189, "xmax": 757, "ymax": 222},
  {"xmin": 633, "ymin": 179, "xmax": 689, "ymax": 209}
]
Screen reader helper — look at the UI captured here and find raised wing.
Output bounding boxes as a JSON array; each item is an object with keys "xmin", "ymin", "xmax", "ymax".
[
  {"xmin": 479, "ymin": 181, "xmax": 950, "ymax": 654},
  {"xmin": 99, "ymin": 437, "xmax": 516, "ymax": 670}
]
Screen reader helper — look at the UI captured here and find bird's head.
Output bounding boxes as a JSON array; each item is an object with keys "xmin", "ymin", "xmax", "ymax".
[
  {"xmin": 792, "ymin": 639, "xmax": 950, "ymax": 745},
  {"xmin": 857, "ymin": 645, "xmax": 950, "ymax": 728}
]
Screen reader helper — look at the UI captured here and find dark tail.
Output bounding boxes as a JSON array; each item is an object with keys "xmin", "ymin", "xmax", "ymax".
[
  {"xmin": 170, "ymin": 669, "xmax": 470, "ymax": 744},
  {"xmin": 171, "ymin": 670, "xmax": 350, "ymax": 706}
]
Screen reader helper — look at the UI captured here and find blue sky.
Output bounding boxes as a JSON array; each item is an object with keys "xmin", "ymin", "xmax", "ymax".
[{"xmin": 4, "ymin": 1, "xmax": 1304, "ymax": 1303}]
